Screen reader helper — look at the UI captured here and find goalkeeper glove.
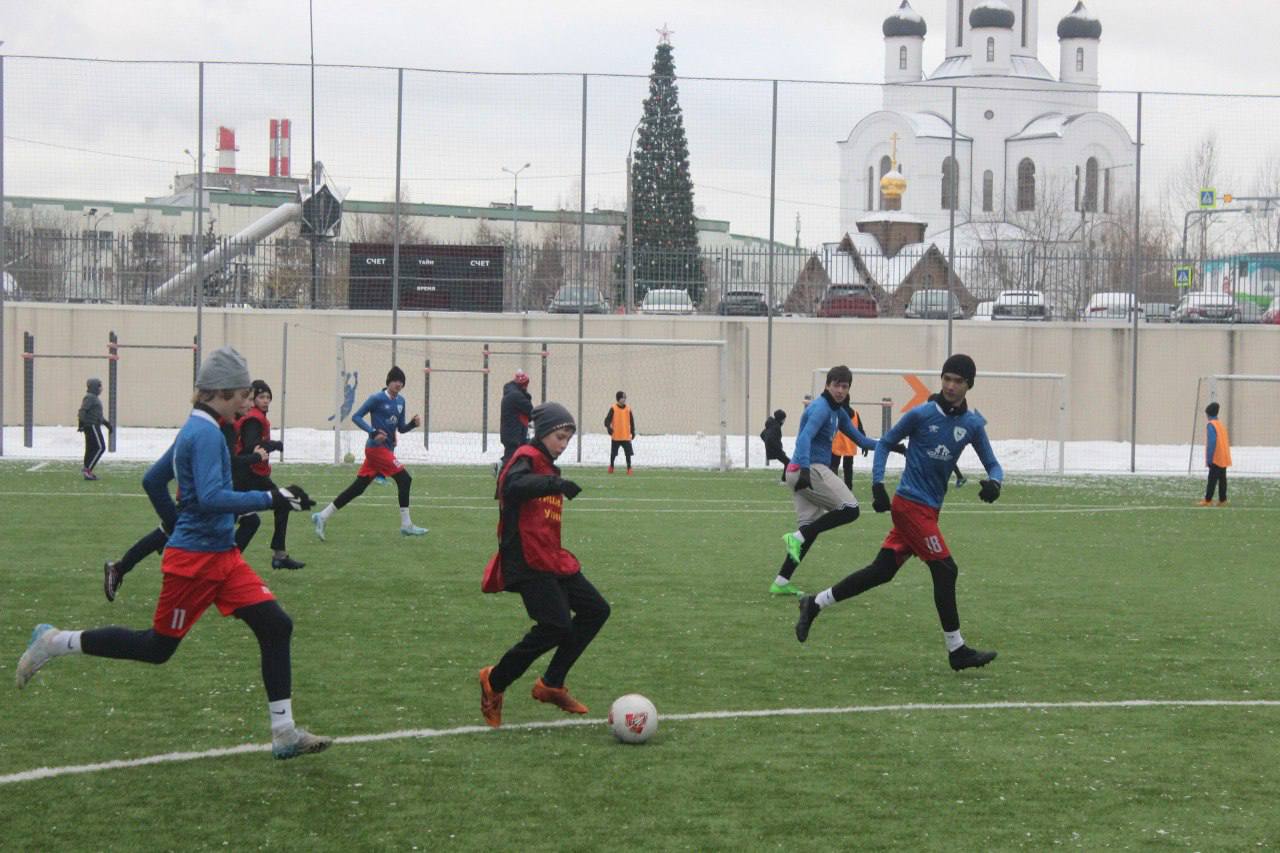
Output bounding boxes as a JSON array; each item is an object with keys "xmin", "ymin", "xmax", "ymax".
[
  {"xmin": 793, "ymin": 467, "xmax": 812, "ymax": 492},
  {"xmin": 871, "ymin": 482, "xmax": 891, "ymax": 513},
  {"xmin": 555, "ymin": 478, "xmax": 583, "ymax": 500},
  {"xmin": 978, "ymin": 480, "xmax": 1002, "ymax": 504},
  {"xmin": 890, "ymin": 442, "xmax": 907, "ymax": 455},
  {"xmin": 272, "ymin": 485, "xmax": 316, "ymax": 512}
]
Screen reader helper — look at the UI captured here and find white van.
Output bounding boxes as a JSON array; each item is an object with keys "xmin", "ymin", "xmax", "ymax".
[{"xmin": 1083, "ymin": 292, "xmax": 1140, "ymax": 322}]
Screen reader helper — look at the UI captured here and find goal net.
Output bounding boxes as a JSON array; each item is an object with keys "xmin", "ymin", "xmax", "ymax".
[
  {"xmin": 812, "ymin": 367, "xmax": 1068, "ymax": 475},
  {"xmin": 1187, "ymin": 374, "xmax": 1280, "ymax": 476},
  {"xmin": 335, "ymin": 333, "xmax": 729, "ymax": 469}
]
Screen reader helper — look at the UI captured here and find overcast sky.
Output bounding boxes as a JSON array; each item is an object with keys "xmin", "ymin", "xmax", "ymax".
[{"xmin": 4, "ymin": 0, "xmax": 1279, "ymax": 240}]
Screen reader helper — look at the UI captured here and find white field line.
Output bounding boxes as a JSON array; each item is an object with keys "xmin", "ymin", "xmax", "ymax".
[
  {"xmin": 2, "ymin": 698, "xmax": 1277, "ymax": 787},
  {"xmin": 24, "ymin": 462, "xmax": 50, "ymax": 472}
]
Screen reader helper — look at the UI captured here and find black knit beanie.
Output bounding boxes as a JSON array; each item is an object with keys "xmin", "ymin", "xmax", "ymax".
[
  {"xmin": 773, "ymin": 409, "xmax": 786, "ymax": 422},
  {"xmin": 386, "ymin": 366, "xmax": 407, "ymax": 386},
  {"xmin": 941, "ymin": 353, "xmax": 976, "ymax": 387},
  {"xmin": 250, "ymin": 379, "xmax": 273, "ymax": 399},
  {"xmin": 532, "ymin": 401, "xmax": 576, "ymax": 439},
  {"xmin": 1205, "ymin": 402, "xmax": 1220, "ymax": 418}
]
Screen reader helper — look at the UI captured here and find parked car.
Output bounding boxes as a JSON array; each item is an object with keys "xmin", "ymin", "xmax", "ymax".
[
  {"xmin": 1263, "ymin": 297, "xmax": 1280, "ymax": 325},
  {"xmin": 640, "ymin": 288, "xmax": 696, "ymax": 315},
  {"xmin": 548, "ymin": 284, "xmax": 609, "ymax": 314},
  {"xmin": 1083, "ymin": 292, "xmax": 1140, "ymax": 322},
  {"xmin": 992, "ymin": 290, "xmax": 1049, "ymax": 321},
  {"xmin": 1172, "ymin": 292, "xmax": 1240, "ymax": 324},
  {"xmin": 1141, "ymin": 302, "xmax": 1174, "ymax": 323},
  {"xmin": 817, "ymin": 284, "xmax": 879, "ymax": 318},
  {"xmin": 971, "ymin": 300, "xmax": 994, "ymax": 321},
  {"xmin": 716, "ymin": 289, "xmax": 769, "ymax": 316},
  {"xmin": 1236, "ymin": 301, "xmax": 1266, "ymax": 324},
  {"xmin": 905, "ymin": 289, "xmax": 964, "ymax": 320}
]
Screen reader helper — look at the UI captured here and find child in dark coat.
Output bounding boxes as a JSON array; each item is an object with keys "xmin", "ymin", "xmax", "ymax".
[
  {"xmin": 77, "ymin": 377, "xmax": 112, "ymax": 480},
  {"xmin": 760, "ymin": 409, "xmax": 789, "ymax": 482}
]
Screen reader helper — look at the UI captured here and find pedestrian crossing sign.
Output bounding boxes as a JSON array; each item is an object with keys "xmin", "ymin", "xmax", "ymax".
[
  {"xmin": 1174, "ymin": 265, "xmax": 1193, "ymax": 288},
  {"xmin": 1199, "ymin": 188, "xmax": 1216, "ymax": 209}
]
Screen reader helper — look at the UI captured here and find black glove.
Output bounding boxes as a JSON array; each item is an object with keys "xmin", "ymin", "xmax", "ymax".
[
  {"xmin": 793, "ymin": 467, "xmax": 812, "ymax": 492},
  {"xmin": 272, "ymin": 484, "xmax": 316, "ymax": 512},
  {"xmin": 104, "ymin": 421, "xmax": 114, "ymax": 432},
  {"xmin": 871, "ymin": 482, "xmax": 891, "ymax": 513},
  {"xmin": 890, "ymin": 443, "xmax": 907, "ymax": 455},
  {"xmin": 261, "ymin": 439, "xmax": 283, "ymax": 453},
  {"xmin": 861, "ymin": 447, "xmax": 870, "ymax": 457},
  {"xmin": 556, "ymin": 478, "xmax": 583, "ymax": 500},
  {"xmin": 978, "ymin": 480, "xmax": 1001, "ymax": 503}
]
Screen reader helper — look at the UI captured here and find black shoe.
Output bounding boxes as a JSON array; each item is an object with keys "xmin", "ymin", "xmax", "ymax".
[
  {"xmin": 795, "ymin": 595, "xmax": 821, "ymax": 643},
  {"xmin": 103, "ymin": 560, "xmax": 122, "ymax": 602},
  {"xmin": 271, "ymin": 555, "xmax": 306, "ymax": 570},
  {"xmin": 949, "ymin": 645, "xmax": 996, "ymax": 671}
]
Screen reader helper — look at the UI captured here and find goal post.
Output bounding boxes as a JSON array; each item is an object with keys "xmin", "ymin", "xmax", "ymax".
[
  {"xmin": 335, "ymin": 333, "xmax": 730, "ymax": 470},
  {"xmin": 812, "ymin": 367, "xmax": 1068, "ymax": 475},
  {"xmin": 1187, "ymin": 374, "xmax": 1280, "ymax": 475}
]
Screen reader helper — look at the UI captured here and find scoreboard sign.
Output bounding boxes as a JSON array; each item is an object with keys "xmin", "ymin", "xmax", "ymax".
[{"xmin": 348, "ymin": 244, "xmax": 504, "ymax": 312}]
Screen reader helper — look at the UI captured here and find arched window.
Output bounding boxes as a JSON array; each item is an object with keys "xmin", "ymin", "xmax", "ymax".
[
  {"xmin": 982, "ymin": 170, "xmax": 994, "ymax": 212},
  {"xmin": 986, "ymin": 37, "xmax": 996, "ymax": 62},
  {"xmin": 1103, "ymin": 168, "xmax": 1113, "ymax": 213},
  {"xmin": 1076, "ymin": 47, "xmax": 1085, "ymax": 72},
  {"xmin": 941, "ymin": 157, "xmax": 959, "ymax": 210},
  {"xmin": 957, "ymin": 0, "xmax": 965, "ymax": 47},
  {"xmin": 899, "ymin": 45, "xmax": 909, "ymax": 70},
  {"xmin": 1017, "ymin": 158, "xmax": 1036, "ymax": 211},
  {"xmin": 867, "ymin": 166, "xmax": 875, "ymax": 210},
  {"xmin": 1022, "ymin": 0, "xmax": 1029, "ymax": 47},
  {"xmin": 879, "ymin": 155, "xmax": 892, "ymax": 209},
  {"xmin": 1083, "ymin": 157, "xmax": 1099, "ymax": 212}
]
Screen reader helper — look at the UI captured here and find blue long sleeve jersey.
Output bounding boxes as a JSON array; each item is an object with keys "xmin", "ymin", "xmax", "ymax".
[
  {"xmin": 872, "ymin": 400, "xmax": 1004, "ymax": 510},
  {"xmin": 167, "ymin": 409, "xmax": 273, "ymax": 552},
  {"xmin": 351, "ymin": 390, "xmax": 415, "ymax": 449},
  {"xmin": 791, "ymin": 394, "xmax": 877, "ymax": 468},
  {"xmin": 142, "ymin": 442, "xmax": 179, "ymax": 532}
]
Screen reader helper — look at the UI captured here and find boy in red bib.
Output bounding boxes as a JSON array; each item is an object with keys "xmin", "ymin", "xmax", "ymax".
[{"xmin": 478, "ymin": 402, "xmax": 611, "ymax": 728}]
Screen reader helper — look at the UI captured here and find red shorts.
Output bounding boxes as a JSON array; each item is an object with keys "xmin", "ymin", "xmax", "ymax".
[
  {"xmin": 881, "ymin": 494, "xmax": 951, "ymax": 564},
  {"xmin": 153, "ymin": 548, "xmax": 275, "ymax": 638},
  {"xmin": 358, "ymin": 444, "xmax": 405, "ymax": 478}
]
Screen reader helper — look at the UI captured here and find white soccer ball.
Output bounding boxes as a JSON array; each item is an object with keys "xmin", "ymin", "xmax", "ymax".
[{"xmin": 608, "ymin": 693, "xmax": 658, "ymax": 744}]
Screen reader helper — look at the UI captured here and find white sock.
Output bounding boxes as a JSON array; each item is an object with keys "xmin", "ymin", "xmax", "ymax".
[
  {"xmin": 400, "ymin": 508, "xmax": 413, "ymax": 527},
  {"xmin": 773, "ymin": 574, "xmax": 792, "ymax": 587},
  {"xmin": 269, "ymin": 698, "xmax": 295, "ymax": 735},
  {"xmin": 944, "ymin": 630, "xmax": 965, "ymax": 652},
  {"xmin": 52, "ymin": 630, "xmax": 84, "ymax": 656},
  {"xmin": 319, "ymin": 503, "xmax": 337, "ymax": 521},
  {"xmin": 815, "ymin": 589, "xmax": 836, "ymax": 609},
  {"xmin": 792, "ymin": 529, "xmax": 805, "ymax": 543}
]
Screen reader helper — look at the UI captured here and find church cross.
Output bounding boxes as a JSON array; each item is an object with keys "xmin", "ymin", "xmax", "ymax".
[{"xmin": 890, "ymin": 132, "xmax": 901, "ymax": 169}]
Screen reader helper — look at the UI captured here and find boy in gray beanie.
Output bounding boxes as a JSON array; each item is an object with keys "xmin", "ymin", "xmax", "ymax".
[{"xmin": 77, "ymin": 377, "xmax": 112, "ymax": 480}]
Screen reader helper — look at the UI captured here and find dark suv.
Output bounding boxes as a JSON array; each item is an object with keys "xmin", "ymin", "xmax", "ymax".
[
  {"xmin": 717, "ymin": 289, "xmax": 769, "ymax": 316},
  {"xmin": 817, "ymin": 284, "xmax": 879, "ymax": 318}
]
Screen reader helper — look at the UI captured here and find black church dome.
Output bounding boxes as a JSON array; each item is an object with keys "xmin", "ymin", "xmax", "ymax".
[
  {"xmin": 883, "ymin": 0, "xmax": 927, "ymax": 38},
  {"xmin": 969, "ymin": 0, "xmax": 1015, "ymax": 29},
  {"xmin": 1057, "ymin": 2, "xmax": 1102, "ymax": 39}
]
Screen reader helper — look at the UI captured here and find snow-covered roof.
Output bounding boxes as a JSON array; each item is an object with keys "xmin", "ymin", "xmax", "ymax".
[
  {"xmin": 861, "ymin": 242, "xmax": 935, "ymax": 291},
  {"xmin": 970, "ymin": 0, "xmax": 1015, "ymax": 29},
  {"xmin": 1057, "ymin": 1, "xmax": 1102, "ymax": 40},
  {"xmin": 1008, "ymin": 112, "xmax": 1084, "ymax": 141},
  {"xmin": 854, "ymin": 210, "xmax": 929, "ymax": 226},
  {"xmin": 925, "ymin": 220, "xmax": 1036, "ymax": 248},
  {"xmin": 883, "ymin": 0, "xmax": 927, "ymax": 38},
  {"xmin": 927, "ymin": 55, "xmax": 1055, "ymax": 81},
  {"xmin": 903, "ymin": 111, "xmax": 972, "ymax": 141}
]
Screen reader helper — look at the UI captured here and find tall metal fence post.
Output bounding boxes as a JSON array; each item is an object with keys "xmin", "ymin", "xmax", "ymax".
[
  {"xmin": 107, "ymin": 331, "xmax": 118, "ymax": 453},
  {"xmin": 744, "ymin": 327, "xmax": 751, "ymax": 469},
  {"xmin": 23, "ymin": 331, "xmax": 33, "ymax": 448},
  {"xmin": 0, "ymin": 54, "xmax": 6, "ymax": 457},
  {"xmin": 946, "ymin": 86, "xmax": 958, "ymax": 356},
  {"xmin": 1129, "ymin": 92, "xmax": 1143, "ymax": 473},
  {"xmin": 195, "ymin": 62, "xmax": 205, "ymax": 359},
  {"xmin": 280, "ymin": 322, "xmax": 288, "ymax": 460},
  {"xmin": 423, "ymin": 357, "xmax": 431, "ymax": 450},
  {"xmin": 391, "ymin": 68, "xmax": 404, "ymax": 364},
  {"xmin": 540, "ymin": 341, "xmax": 548, "ymax": 404},
  {"xmin": 576, "ymin": 74, "xmax": 587, "ymax": 463},
  {"xmin": 482, "ymin": 343, "xmax": 490, "ymax": 454},
  {"xmin": 765, "ymin": 80, "xmax": 778, "ymax": 418}
]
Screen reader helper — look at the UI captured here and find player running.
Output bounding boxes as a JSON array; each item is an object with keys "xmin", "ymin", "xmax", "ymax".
[
  {"xmin": 18, "ymin": 347, "xmax": 330, "ymax": 759},
  {"xmin": 795, "ymin": 354, "xmax": 1003, "ymax": 672},
  {"xmin": 237, "ymin": 379, "xmax": 304, "ymax": 569},
  {"xmin": 312, "ymin": 366, "xmax": 426, "ymax": 540}
]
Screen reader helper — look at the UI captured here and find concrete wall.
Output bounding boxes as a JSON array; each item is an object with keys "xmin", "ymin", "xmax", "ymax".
[{"xmin": 4, "ymin": 302, "xmax": 1278, "ymax": 446}]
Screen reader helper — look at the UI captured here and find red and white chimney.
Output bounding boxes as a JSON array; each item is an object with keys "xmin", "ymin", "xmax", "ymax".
[
  {"xmin": 269, "ymin": 119, "xmax": 292, "ymax": 177},
  {"xmin": 216, "ymin": 126, "xmax": 238, "ymax": 174}
]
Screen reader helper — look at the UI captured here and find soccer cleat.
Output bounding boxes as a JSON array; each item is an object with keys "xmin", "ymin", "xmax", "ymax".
[
  {"xmin": 400, "ymin": 525, "xmax": 428, "ymax": 537},
  {"xmin": 531, "ymin": 678, "xmax": 589, "ymax": 715},
  {"xmin": 770, "ymin": 581, "xmax": 805, "ymax": 597},
  {"xmin": 82, "ymin": 469, "xmax": 98, "ymax": 481},
  {"xmin": 627, "ymin": 469, "xmax": 634, "ymax": 476},
  {"xmin": 1217, "ymin": 500, "xmax": 1229, "ymax": 507},
  {"xmin": 782, "ymin": 531, "xmax": 804, "ymax": 564},
  {"xmin": 373, "ymin": 474, "xmax": 388, "ymax": 486},
  {"xmin": 271, "ymin": 726, "xmax": 333, "ymax": 760},
  {"xmin": 795, "ymin": 595, "xmax": 821, "ymax": 643},
  {"xmin": 608, "ymin": 466, "xmax": 615, "ymax": 474},
  {"xmin": 16, "ymin": 624, "xmax": 59, "ymax": 689},
  {"xmin": 954, "ymin": 472, "xmax": 967, "ymax": 488},
  {"xmin": 271, "ymin": 555, "xmax": 306, "ymax": 570},
  {"xmin": 479, "ymin": 666, "xmax": 504, "ymax": 728},
  {"xmin": 1196, "ymin": 499, "xmax": 1213, "ymax": 507},
  {"xmin": 311, "ymin": 512, "xmax": 327, "ymax": 541},
  {"xmin": 948, "ymin": 645, "xmax": 997, "ymax": 671},
  {"xmin": 103, "ymin": 560, "xmax": 122, "ymax": 602}
]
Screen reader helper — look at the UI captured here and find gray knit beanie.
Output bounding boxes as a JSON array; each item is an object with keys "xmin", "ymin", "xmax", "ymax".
[
  {"xmin": 195, "ymin": 346, "xmax": 252, "ymax": 390},
  {"xmin": 86, "ymin": 377, "xmax": 103, "ymax": 394},
  {"xmin": 532, "ymin": 401, "xmax": 576, "ymax": 439}
]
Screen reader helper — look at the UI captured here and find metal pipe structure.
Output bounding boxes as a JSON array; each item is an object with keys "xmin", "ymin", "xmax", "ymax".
[
  {"xmin": 151, "ymin": 201, "xmax": 302, "ymax": 300},
  {"xmin": 1129, "ymin": 93, "xmax": 1142, "ymax": 474}
]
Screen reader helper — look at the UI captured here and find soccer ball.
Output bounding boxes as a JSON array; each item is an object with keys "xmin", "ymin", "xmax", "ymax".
[
  {"xmin": 343, "ymin": 451, "xmax": 355, "ymax": 464},
  {"xmin": 608, "ymin": 693, "xmax": 658, "ymax": 744}
]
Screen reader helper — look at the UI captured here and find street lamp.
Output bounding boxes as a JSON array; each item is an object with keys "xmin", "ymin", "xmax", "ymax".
[
  {"xmin": 502, "ymin": 162, "xmax": 530, "ymax": 310},
  {"xmin": 625, "ymin": 118, "xmax": 643, "ymax": 314},
  {"xmin": 182, "ymin": 148, "xmax": 201, "ymax": 271},
  {"xmin": 83, "ymin": 208, "xmax": 110, "ymax": 301}
]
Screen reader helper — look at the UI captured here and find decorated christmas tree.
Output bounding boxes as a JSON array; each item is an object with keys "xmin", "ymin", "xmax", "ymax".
[{"xmin": 621, "ymin": 29, "xmax": 705, "ymax": 307}]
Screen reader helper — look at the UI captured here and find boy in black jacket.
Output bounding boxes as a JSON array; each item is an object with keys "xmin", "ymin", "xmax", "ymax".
[
  {"xmin": 77, "ymin": 377, "xmax": 112, "ymax": 480},
  {"xmin": 760, "ymin": 409, "xmax": 789, "ymax": 482}
]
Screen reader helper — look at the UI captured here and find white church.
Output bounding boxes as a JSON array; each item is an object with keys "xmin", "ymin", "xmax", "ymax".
[{"xmin": 839, "ymin": 0, "xmax": 1136, "ymax": 242}]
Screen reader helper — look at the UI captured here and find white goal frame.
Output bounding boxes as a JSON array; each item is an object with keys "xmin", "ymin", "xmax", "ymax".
[
  {"xmin": 1187, "ymin": 373, "xmax": 1280, "ymax": 474},
  {"xmin": 812, "ymin": 367, "xmax": 1068, "ymax": 475},
  {"xmin": 336, "ymin": 333, "xmax": 730, "ymax": 469}
]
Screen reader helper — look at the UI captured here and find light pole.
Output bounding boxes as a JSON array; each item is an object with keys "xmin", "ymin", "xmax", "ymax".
[
  {"xmin": 502, "ymin": 162, "xmax": 530, "ymax": 310},
  {"xmin": 182, "ymin": 148, "xmax": 200, "ymax": 273},
  {"xmin": 83, "ymin": 208, "xmax": 110, "ymax": 301},
  {"xmin": 625, "ymin": 119, "xmax": 643, "ymax": 314}
]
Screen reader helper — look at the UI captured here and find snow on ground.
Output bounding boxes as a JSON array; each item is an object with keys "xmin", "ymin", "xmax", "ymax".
[{"xmin": 6, "ymin": 426, "xmax": 1277, "ymax": 477}]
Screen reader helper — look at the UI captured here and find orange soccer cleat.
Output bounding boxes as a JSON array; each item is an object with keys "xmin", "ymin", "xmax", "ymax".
[
  {"xmin": 1196, "ymin": 499, "xmax": 1212, "ymax": 507},
  {"xmin": 531, "ymin": 678, "xmax": 589, "ymax": 714},
  {"xmin": 479, "ymin": 666, "xmax": 504, "ymax": 728}
]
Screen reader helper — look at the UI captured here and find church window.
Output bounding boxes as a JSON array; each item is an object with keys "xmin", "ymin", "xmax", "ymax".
[
  {"xmin": 982, "ymin": 170, "xmax": 994, "ymax": 212},
  {"xmin": 1022, "ymin": 0, "xmax": 1029, "ymax": 48},
  {"xmin": 1083, "ymin": 158, "xmax": 1099, "ymax": 212},
  {"xmin": 900, "ymin": 45, "xmax": 909, "ymax": 70},
  {"xmin": 1076, "ymin": 47, "xmax": 1085, "ymax": 72},
  {"xmin": 867, "ymin": 166, "xmax": 876, "ymax": 210},
  {"xmin": 986, "ymin": 37, "xmax": 996, "ymax": 62},
  {"xmin": 941, "ymin": 157, "xmax": 960, "ymax": 210},
  {"xmin": 957, "ymin": 1, "xmax": 964, "ymax": 47},
  {"xmin": 1103, "ymin": 168, "xmax": 1113, "ymax": 213},
  {"xmin": 1017, "ymin": 158, "xmax": 1036, "ymax": 211}
]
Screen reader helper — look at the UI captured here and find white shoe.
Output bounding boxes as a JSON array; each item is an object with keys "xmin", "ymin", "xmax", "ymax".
[
  {"xmin": 312, "ymin": 512, "xmax": 327, "ymax": 542},
  {"xmin": 16, "ymin": 624, "xmax": 59, "ymax": 689},
  {"xmin": 272, "ymin": 725, "xmax": 333, "ymax": 760},
  {"xmin": 400, "ymin": 525, "xmax": 428, "ymax": 537}
]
